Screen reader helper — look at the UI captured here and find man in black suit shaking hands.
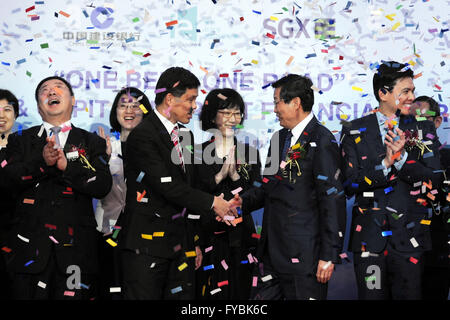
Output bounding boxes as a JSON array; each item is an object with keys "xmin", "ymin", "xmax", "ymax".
[
  {"xmin": 119, "ymin": 67, "xmax": 237, "ymax": 300},
  {"xmin": 231, "ymin": 74, "xmax": 346, "ymax": 300}
]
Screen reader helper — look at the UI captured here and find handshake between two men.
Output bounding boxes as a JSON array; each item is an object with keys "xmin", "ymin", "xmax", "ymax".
[{"xmin": 211, "ymin": 193, "xmax": 243, "ymax": 227}]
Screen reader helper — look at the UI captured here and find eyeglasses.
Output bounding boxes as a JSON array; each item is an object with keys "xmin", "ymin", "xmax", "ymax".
[
  {"xmin": 118, "ymin": 104, "xmax": 142, "ymax": 111},
  {"xmin": 217, "ymin": 110, "xmax": 243, "ymax": 119},
  {"xmin": 273, "ymin": 99, "xmax": 283, "ymax": 105}
]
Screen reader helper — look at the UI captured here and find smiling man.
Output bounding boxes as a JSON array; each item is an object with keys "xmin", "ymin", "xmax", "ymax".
[
  {"xmin": 340, "ymin": 61, "xmax": 443, "ymax": 299},
  {"xmin": 230, "ymin": 74, "xmax": 346, "ymax": 300},
  {"xmin": 119, "ymin": 67, "xmax": 236, "ymax": 300},
  {"xmin": 3, "ymin": 76, "xmax": 112, "ymax": 299}
]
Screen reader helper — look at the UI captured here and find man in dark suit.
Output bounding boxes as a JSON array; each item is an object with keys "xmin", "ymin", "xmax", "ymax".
[
  {"xmin": 230, "ymin": 74, "xmax": 346, "ymax": 300},
  {"xmin": 340, "ymin": 61, "xmax": 443, "ymax": 299},
  {"xmin": 411, "ymin": 96, "xmax": 449, "ymax": 300},
  {"xmin": 119, "ymin": 67, "xmax": 236, "ymax": 300},
  {"xmin": 3, "ymin": 76, "xmax": 112, "ymax": 299}
]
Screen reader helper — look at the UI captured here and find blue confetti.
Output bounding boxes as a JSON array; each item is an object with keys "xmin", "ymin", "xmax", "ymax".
[{"xmin": 136, "ymin": 171, "xmax": 145, "ymax": 183}]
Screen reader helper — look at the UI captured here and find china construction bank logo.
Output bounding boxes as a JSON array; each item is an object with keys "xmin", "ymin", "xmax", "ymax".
[{"xmin": 169, "ymin": 7, "xmax": 198, "ymax": 42}]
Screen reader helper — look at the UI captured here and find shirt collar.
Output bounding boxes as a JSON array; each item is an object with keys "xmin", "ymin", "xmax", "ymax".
[
  {"xmin": 42, "ymin": 120, "xmax": 72, "ymax": 133},
  {"xmin": 290, "ymin": 112, "xmax": 314, "ymax": 143},
  {"xmin": 154, "ymin": 108, "xmax": 178, "ymax": 135}
]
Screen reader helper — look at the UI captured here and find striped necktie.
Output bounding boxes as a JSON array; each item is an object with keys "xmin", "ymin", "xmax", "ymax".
[{"xmin": 170, "ymin": 126, "xmax": 185, "ymax": 172}]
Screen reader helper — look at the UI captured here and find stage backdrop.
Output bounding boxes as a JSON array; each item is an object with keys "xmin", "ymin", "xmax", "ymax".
[{"xmin": 0, "ymin": 0, "xmax": 448, "ymax": 165}]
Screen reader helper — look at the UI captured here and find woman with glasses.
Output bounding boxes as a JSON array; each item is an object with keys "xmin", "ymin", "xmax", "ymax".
[
  {"xmin": 0, "ymin": 89, "xmax": 20, "ymax": 299},
  {"xmin": 196, "ymin": 88, "xmax": 261, "ymax": 300},
  {"xmin": 95, "ymin": 87, "xmax": 151, "ymax": 299}
]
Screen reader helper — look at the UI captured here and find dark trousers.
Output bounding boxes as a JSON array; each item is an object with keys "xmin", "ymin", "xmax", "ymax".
[
  {"xmin": 0, "ymin": 253, "xmax": 12, "ymax": 300},
  {"xmin": 353, "ymin": 241, "xmax": 424, "ymax": 300},
  {"xmin": 422, "ymin": 265, "xmax": 450, "ymax": 300},
  {"xmin": 251, "ymin": 254, "xmax": 328, "ymax": 300},
  {"xmin": 121, "ymin": 249, "xmax": 196, "ymax": 300},
  {"xmin": 97, "ymin": 232, "xmax": 123, "ymax": 300},
  {"xmin": 10, "ymin": 250, "xmax": 96, "ymax": 300}
]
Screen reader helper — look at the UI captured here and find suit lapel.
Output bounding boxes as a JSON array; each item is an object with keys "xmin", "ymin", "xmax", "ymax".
[
  {"xmin": 149, "ymin": 111, "xmax": 175, "ymax": 153},
  {"xmin": 364, "ymin": 113, "xmax": 385, "ymax": 156},
  {"xmin": 64, "ymin": 125, "xmax": 84, "ymax": 151},
  {"xmin": 149, "ymin": 110, "xmax": 187, "ymax": 179}
]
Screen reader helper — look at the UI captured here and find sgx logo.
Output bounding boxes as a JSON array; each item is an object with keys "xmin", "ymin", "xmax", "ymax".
[
  {"xmin": 169, "ymin": 7, "xmax": 197, "ymax": 41},
  {"xmin": 263, "ymin": 17, "xmax": 336, "ymax": 39}
]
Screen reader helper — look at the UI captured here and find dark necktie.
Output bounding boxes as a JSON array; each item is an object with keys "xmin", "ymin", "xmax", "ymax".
[{"xmin": 281, "ymin": 130, "xmax": 293, "ymax": 162}]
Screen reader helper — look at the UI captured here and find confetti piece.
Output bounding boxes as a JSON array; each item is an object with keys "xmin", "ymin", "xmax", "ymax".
[
  {"xmin": 218, "ymin": 280, "xmax": 229, "ymax": 287},
  {"xmin": 136, "ymin": 171, "xmax": 145, "ymax": 183},
  {"xmin": 182, "ymin": 251, "xmax": 197, "ymax": 259},
  {"xmin": 37, "ymin": 281, "xmax": 47, "ymax": 289},
  {"xmin": 210, "ymin": 288, "xmax": 221, "ymax": 295},
  {"xmin": 221, "ymin": 259, "xmax": 229, "ymax": 270},
  {"xmin": 364, "ymin": 176, "xmax": 372, "ymax": 185},
  {"xmin": 23, "ymin": 198, "xmax": 35, "ymax": 204},
  {"xmin": 153, "ymin": 232, "xmax": 164, "ymax": 237},
  {"xmin": 381, "ymin": 231, "xmax": 392, "ymax": 237},
  {"xmin": 409, "ymin": 257, "xmax": 418, "ymax": 264},
  {"xmin": 178, "ymin": 262, "xmax": 188, "ymax": 271},
  {"xmin": 109, "ymin": 287, "xmax": 121, "ymax": 293},
  {"xmin": 166, "ymin": 20, "xmax": 178, "ymax": 27},
  {"xmin": 59, "ymin": 10, "xmax": 70, "ymax": 18},
  {"xmin": 40, "ymin": 43, "xmax": 49, "ymax": 49},
  {"xmin": 286, "ymin": 56, "xmax": 294, "ymax": 65},
  {"xmin": 1, "ymin": 246, "xmax": 12, "ymax": 253},
  {"xmin": 252, "ymin": 276, "xmax": 258, "ymax": 287},
  {"xmin": 410, "ymin": 237, "xmax": 419, "ymax": 248},
  {"xmin": 352, "ymin": 86, "xmax": 363, "ymax": 92},
  {"xmin": 231, "ymin": 187, "xmax": 242, "ymax": 195},
  {"xmin": 261, "ymin": 275, "xmax": 273, "ymax": 282},
  {"xmin": 420, "ymin": 219, "xmax": 431, "ymax": 225},
  {"xmin": 49, "ymin": 236, "xmax": 59, "ymax": 244},
  {"xmin": 106, "ymin": 238, "xmax": 117, "ymax": 247},
  {"xmin": 24, "ymin": 260, "xmax": 34, "ymax": 266},
  {"xmin": 1, "ymin": 160, "xmax": 7, "ymax": 168},
  {"xmin": 141, "ymin": 234, "xmax": 152, "ymax": 240},
  {"xmin": 322, "ymin": 261, "xmax": 332, "ymax": 270},
  {"xmin": 160, "ymin": 176, "xmax": 172, "ymax": 183},
  {"xmin": 355, "ymin": 225, "xmax": 362, "ymax": 232},
  {"xmin": 203, "ymin": 264, "xmax": 214, "ymax": 271}
]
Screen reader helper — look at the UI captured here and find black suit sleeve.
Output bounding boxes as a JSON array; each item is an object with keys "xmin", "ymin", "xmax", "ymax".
[
  {"xmin": 4, "ymin": 132, "xmax": 59, "ymax": 193},
  {"xmin": 340, "ymin": 124, "xmax": 390, "ymax": 196},
  {"xmin": 61, "ymin": 133, "xmax": 112, "ymax": 199},
  {"xmin": 313, "ymin": 131, "xmax": 346, "ymax": 263},
  {"xmin": 126, "ymin": 126, "xmax": 214, "ymax": 217},
  {"xmin": 396, "ymin": 122, "xmax": 442, "ymax": 189}
]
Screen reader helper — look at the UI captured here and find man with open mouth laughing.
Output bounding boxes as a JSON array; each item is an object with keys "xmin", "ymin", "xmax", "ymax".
[{"xmin": 2, "ymin": 76, "xmax": 112, "ymax": 299}]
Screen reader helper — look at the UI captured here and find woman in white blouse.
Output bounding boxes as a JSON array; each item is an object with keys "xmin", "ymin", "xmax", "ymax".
[{"xmin": 96, "ymin": 87, "xmax": 152, "ymax": 299}]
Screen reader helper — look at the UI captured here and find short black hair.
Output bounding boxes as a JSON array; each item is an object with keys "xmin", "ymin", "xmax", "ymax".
[
  {"xmin": 0, "ymin": 89, "xmax": 19, "ymax": 118},
  {"xmin": 200, "ymin": 88, "xmax": 246, "ymax": 131},
  {"xmin": 414, "ymin": 95, "xmax": 440, "ymax": 117},
  {"xmin": 35, "ymin": 76, "xmax": 74, "ymax": 102},
  {"xmin": 373, "ymin": 61, "xmax": 414, "ymax": 102},
  {"xmin": 154, "ymin": 67, "xmax": 200, "ymax": 106},
  {"xmin": 109, "ymin": 87, "xmax": 152, "ymax": 132},
  {"xmin": 271, "ymin": 74, "xmax": 314, "ymax": 112}
]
